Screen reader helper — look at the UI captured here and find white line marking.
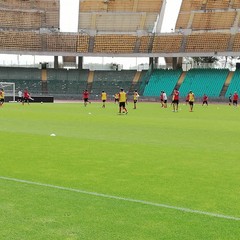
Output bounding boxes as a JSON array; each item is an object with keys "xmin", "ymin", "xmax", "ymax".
[{"xmin": 1, "ymin": 176, "xmax": 239, "ymax": 221}]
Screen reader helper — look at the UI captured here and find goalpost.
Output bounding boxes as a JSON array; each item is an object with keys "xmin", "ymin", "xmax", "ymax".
[{"xmin": 0, "ymin": 82, "xmax": 16, "ymax": 102}]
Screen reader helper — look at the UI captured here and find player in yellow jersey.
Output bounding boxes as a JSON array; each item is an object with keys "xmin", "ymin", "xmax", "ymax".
[
  {"xmin": 0, "ymin": 88, "xmax": 5, "ymax": 107},
  {"xmin": 118, "ymin": 88, "xmax": 128, "ymax": 114},
  {"xmin": 188, "ymin": 90, "xmax": 195, "ymax": 112},
  {"xmin": 101, "ymin": 90, "xmax": 107, "ymax": 108},
  {"xmin": 133, "ymin": 90, "xmax": 139, "ymax": 109}
]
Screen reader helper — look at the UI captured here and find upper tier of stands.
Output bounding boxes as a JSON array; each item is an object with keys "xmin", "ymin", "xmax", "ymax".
[
  {"xmin": 79, "ymin": 12, "xmax": 158, "ymax": 32},
  {"xmin": 232, "ymin": 33, "xmax": 240, "ymax": 51},
  {"xmin": 0, "ymin": 0, "xmax": 59, "ymax": 29},
  {"xmin": 185, "ymin": 33, "xmax": 231, "ymax": 52},
  {"xmin": 179, "ymin": 0, "xmax": 234, "ymax": 12},
  {"xmin": 1, "ymin": 0, "xmax": 240, "ymax": 55},
  {"xmin": 93, "ymin": 35, "xmax": 137, "ymax": 54},
  {"xmin": 179, "ymin": 69, "xmax": 229, "ymax": 97},
  {"xmin": 1, "ymin": 31, "xmax": 237, "ymax": 54},
  {"xmin": 176, "ymin": 0, "xmax": 239, "ymax": 31},
  {"xmin": 0, "ymin": 0, "xmax": 59, "ymax": 10},
  {"xmin": 143, "ymin": 69, "xmax": 182, "ymax": 97},
  {"xmin": 78, "ymin": 0, "xmax": 163, "ymax": 33},
  {"xmin": 152, "ymin": 35, "xmax": 183, "ymax": 53},
  {"xmin": 79, "ymin": 0, "xmax": 162, "ymax": 12},
  {"xmin": 0, "ymin": 9, "xmax": 44, "ymax": 30}
]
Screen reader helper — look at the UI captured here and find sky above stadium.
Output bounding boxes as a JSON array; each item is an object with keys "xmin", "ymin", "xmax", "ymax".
[{"xmin": 60, "ymin": 0, "xmax": 183, "ymax": 33}]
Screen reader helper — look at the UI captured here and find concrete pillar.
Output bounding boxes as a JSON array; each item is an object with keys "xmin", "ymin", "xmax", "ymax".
[
  {"xmin": 54, "ymin": 56, "xmax": 59, "ymax": 69},
  {"xmin": 78, "ymin": 56, "xmax": 83, "ymax": 70}
]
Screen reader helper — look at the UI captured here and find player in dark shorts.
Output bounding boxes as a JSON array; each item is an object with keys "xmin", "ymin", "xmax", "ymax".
[
  {"xmin": 228, "ymin": 93, "xmax": 232, "ymax": 106},
  {"xmin": 233, "ymin": 91, "xmax": 238, "ymax": 107},
  {"xmin": 172, "ymin": 89, "xmax": 179, "ymax": 112},
  {"xmin": 202, "ymin": 94, "xmax": 208, "ymax": 106},
  {"xmin": 0, "ymin": 88, "xmax": 4, "ymax": 106},
  {"xmin": 83, "ymin": 89, "xmax": 91, "ymax": 106}
]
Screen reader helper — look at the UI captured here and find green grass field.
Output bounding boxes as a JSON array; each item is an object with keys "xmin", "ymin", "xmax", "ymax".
[{"xmin": 0, "ymin": 101, "xmax": 240, "ymax": 240}]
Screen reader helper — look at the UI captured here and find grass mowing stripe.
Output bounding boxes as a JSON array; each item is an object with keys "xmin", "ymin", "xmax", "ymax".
[{"xmin": 1, "ymin": 176, "xmax": 240, "ymax": 222}]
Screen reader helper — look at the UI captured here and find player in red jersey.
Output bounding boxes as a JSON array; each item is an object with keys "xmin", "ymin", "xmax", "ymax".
[
  {"xmin": 202, "ymin": 94, "xmax": 208, "ymax": 106},
  {"xmin": 233, "ymin": 91, "xmax": 238, "ymax": 107},
  {"xmin": 82, "ymin": 89, "xmax": 91, "ymax": 106},
  {"xmin": 172, "ymin": 88, "xmax": 179, "ymax": 112},
  {"xmin": 22, "ymin": 89, "xmax": 33, "ymax": 105}
]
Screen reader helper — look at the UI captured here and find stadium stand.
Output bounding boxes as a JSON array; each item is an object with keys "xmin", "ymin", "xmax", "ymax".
[
  {"xmin": 179, "ymin": 68, "xmax": 229, "ymax": 98},
  {"xmin": 185, "ymin": 33, "xmax": 231, "ymax": 53},
  {"xmin": 143, "ymin": 69, "xmax": 182, "ymax": 97},
  {"xmin": 205, "ymin": 0, "xmax": 230, "ymax": 10},
  {"xmin": 0, "ymin": 9, "xmax": 43, "ymax": 30},
  {"xmin": 0, "ymin": 0, "xmax": 59, "ymax": 29},
  {"xmin": 76, "ymin": 34, "xmax": 90, "ymax": 53},
  {"xmin": 93, "ymin": 35, "xmax": 137, "ymax": 54},
  {"xmin": 0, "ymin": 67, "xmax": 42, "ymax": 94},
  {"xmin": 45, "ymin": 33, "xmax": 77, "ymax": 52},
  {"xmin": 78, "ymin": 0, "xmax": 163, "ymax": 33},
  {"xmin": 225, "ymin": 70, "xmax": 240, "ymax": 97},
  {"xmin": 0, "ymin": 0, "xmax": 59, "ymax": 10},
  {"xmin": 91, "ymin": 70, "xmax": 136, "ymax": 98},
  {"xmin": 175, "ymin": 13, "xmax": 191, "ymax": 30},
  {"xmin": 232, "ymin": 33, "xmax": 240, "ymax": 51},
  {"xmin": 192, "ymin": 12, "xmax": 236, "ymax": 30},
  {"xmin": 152, "ymin": 34, "xmax": 183, "ymax": 53},
  {"xmin": 1, "ymin": 0, "xmax": 240, "ymax": 101},
  {"xmin": 46, "ymin": 69, "xmax": 88, "ymax": 96},
  {"xmin": 232, "ymin": 0, "xmax": 240, "ymax": 9},
  {"xmin": 138, "ymin": 36, "xmax": 153, "ymax": 53},
  {"xmin": 0, "ymin": 31, "xmax": 42, "ymax": 51}
]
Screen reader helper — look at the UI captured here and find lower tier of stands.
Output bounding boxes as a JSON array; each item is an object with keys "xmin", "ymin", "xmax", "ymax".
[{"xmin": 0, "ymin": 67, "xmax": 240, "ymax": 100}]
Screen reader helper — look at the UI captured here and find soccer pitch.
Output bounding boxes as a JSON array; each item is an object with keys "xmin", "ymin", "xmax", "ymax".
[{"xmin": 0, "ymin": 101, "xmax": 240, "ymax": 240}]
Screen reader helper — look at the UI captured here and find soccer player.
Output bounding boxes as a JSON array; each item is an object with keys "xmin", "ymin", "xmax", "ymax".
[
  {"xmin": 202, "ymin": 94, "xmax": 208, "ymax": 106},
  {"xmin": 0, "ymin": 88, "xmax": 5, "ymax": 107},
  {"xmin": 188, "ymin": 90, "xmax": 195, "ymax": 112},
  {"xmin": 172, "ymin": 88, "xmax": 179, "ymax": 112},
  {"xmin": 233, "ymin": 91, "xmax": 238, "ymax": 107},
  {"xmin": 83, "ymin": 89, "xmax": 91, "ymax": 107},
  {"xmin": 101, "ymin": 90, "xmax": 107, "ymax": 108},
  {"xmin": 133, "ymin": 90, "xmax": 139, "ymax": 109},
  {"xmin": 229, "ymin": 93, "xmax": 232, "ymax": 106},
  {"xmin": 22, "ymin": 89, "xmax": 31, "ymax": 105},
  {"xmin": 18, "ymin": 89, "xmax": 23, "ymax": 102},
  {"xmin": 162, "ymin": 91, "xmax": 167, "ymax": 108},
  {"xmin": 114, "ymin": 93, "xmax": 119, "ymax": 104},
  {"xmin": 160, "ymin": 91, "xmax": 164, "ymax": 108},
  {"xmin": 118, "ymin": 88, "xmax": 128, "ymax": 114}
]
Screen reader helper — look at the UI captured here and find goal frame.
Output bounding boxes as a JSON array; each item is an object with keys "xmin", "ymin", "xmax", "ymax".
[{"xmin": 0, "ymin": 82, "xmax": 16, "ymax": 102}]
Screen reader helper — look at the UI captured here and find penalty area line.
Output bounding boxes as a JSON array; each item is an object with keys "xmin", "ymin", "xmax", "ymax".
[{"xmin": 0, "ymin": 176, "xmax": 240, "ymax": 221}]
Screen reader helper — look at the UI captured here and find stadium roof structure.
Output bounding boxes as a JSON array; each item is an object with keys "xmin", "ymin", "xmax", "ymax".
[{"xmin": 1, "ymin": 0, "xmax": 240, "ymax": 58}]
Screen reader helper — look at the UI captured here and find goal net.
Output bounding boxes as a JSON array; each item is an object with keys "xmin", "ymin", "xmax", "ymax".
[{"xmin": 0, "ymin": 82, "xmax": 16, "ymax": 102}]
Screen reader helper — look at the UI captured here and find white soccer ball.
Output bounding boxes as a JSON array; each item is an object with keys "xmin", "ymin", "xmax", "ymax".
[
  {"xmin": 41, "ymin": 101, "xmax": 43, "ymax": 104},
  {"xmin": 50, "ymin": 133, "xmax": 56, "ymax": 137}
]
